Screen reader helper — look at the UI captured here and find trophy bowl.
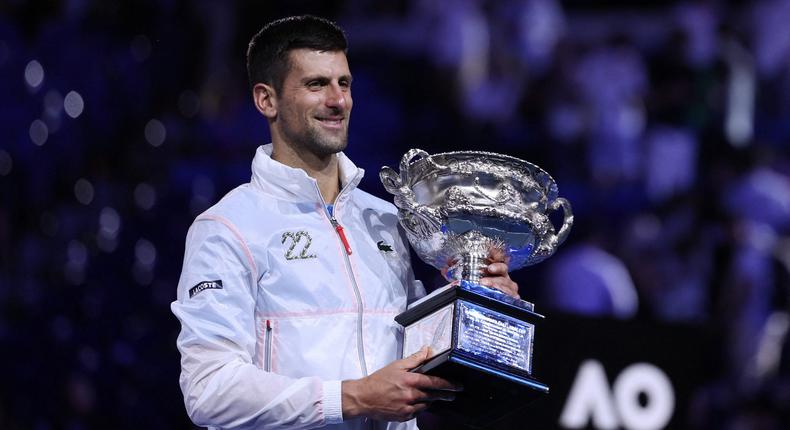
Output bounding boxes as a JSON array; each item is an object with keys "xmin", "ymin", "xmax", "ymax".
[
  {"xmin": 380, "ymin": 149, "xmax": 573, "ymax": 283},
  {"xmin": 380, "ymin": 149, "xmax": 574, "ymax": 427}
]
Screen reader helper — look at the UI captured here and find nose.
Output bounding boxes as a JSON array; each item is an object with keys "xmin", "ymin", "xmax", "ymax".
[{"xmin": 326, "ymin": 83, "xmax": 349, "ymax": 110}]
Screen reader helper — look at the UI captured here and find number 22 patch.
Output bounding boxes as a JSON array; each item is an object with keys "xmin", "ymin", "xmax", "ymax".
[{"xmin": 281, "ymin": 231, "xmax": 317, "ymax": 260}]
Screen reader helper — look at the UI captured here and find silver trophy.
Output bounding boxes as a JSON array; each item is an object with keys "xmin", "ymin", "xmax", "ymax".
[{"xmin": 380, "ymin": 149, "xmax": 573, "ymax": 426}]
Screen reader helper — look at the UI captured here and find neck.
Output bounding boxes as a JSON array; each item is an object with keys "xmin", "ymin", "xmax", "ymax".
[{"xmin": 271, "ymin": 141, "xmax": 342, "ymax": 204}]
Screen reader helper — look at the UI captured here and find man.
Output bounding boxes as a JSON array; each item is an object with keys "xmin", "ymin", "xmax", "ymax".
[{"xmin": 172, "ymin": 15, "xmax": 519, "ymax": 429}]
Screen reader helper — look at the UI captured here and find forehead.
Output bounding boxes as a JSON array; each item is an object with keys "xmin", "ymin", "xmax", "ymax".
[{"xmin": 284, "ymin": 49, "xmax": 350, "ymax": 81}]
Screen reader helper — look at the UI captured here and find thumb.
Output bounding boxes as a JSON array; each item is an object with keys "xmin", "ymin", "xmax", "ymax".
[{"xmin": 400, "ymin": 345, "xmax": 432, "ymax": 369}]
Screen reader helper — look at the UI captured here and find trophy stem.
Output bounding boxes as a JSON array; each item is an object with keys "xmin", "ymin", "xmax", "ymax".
[{"xmin": 448, "ymin": 252, "xmax": 488, "ymax": 284}]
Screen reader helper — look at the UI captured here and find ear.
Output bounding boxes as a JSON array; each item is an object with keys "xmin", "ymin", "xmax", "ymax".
[{"xmin": 253, "ymin": 83, "xmax": 277, "ymax": 119}]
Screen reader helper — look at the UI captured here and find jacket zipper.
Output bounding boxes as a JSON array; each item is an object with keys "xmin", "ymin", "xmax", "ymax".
[
  {"xmin": 318, "ymin": 185, "xmax": 369, "ymax": 376},
  {"xmin": 264, "ymin": 319, "xmax": 273, "ymax": 372},
  {"xmin": 328, "ymin": 213, "xmax": 369, "ymax": 376},
  {"xmin": 330, "ymin": 218, "xmax": 353, "ymax": 255}
]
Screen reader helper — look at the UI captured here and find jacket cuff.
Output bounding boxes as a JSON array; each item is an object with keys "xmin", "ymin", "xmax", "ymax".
[{"xmin": 322, "ymin": 380, "xmax": 343, "ymax": 424}]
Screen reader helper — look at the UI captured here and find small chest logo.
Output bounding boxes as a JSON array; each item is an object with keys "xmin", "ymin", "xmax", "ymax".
[
  {"xmin": 377, "ymin": 240, "xmax": 394, "ymax": 253},
  {"xmin": 189, "ymin": 280, "xmax": 223, "ymax": 298},
  {"xmin": 282, "ymin": 231, "xmax": 317, "ymax": 260}
]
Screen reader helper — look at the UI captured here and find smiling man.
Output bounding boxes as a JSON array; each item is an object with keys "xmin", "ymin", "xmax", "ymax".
[{"xmin": 171, "ymin": 15, "xmax": 519, "ymax": 430}]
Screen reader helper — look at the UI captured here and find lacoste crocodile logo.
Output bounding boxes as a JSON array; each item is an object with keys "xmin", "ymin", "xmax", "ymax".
[{"xmin": 377, "ymin": 240, "xmax": 394, "ymax": 253}]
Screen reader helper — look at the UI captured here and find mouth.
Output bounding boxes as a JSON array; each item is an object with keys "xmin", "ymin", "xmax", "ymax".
[{"xmin": 315, "ymin": 116, "xmax": 345, "ymax": 129}]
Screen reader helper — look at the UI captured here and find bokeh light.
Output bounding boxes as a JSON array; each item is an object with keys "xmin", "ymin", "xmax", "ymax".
[
  {"xmin": 74, "ymin": 178, "xmax": 94, "ymax": 205},
  {"xmin": 144, "ymin": 119, "xmax": 166, "ymax": 147},
  {"xmin": 133, "ymin": 183, "xmax": 157, "ymax": 210},
  {"xmin": 29, "ymin": 119, "xmax": 48, "ymax": 145},
  {"xmin": 24, "ymin": 59, "xmax": 44, "ymax": 88},
  {"xmin": 64, "ymin": 91, "xmax": 85, "ymax": 119}
]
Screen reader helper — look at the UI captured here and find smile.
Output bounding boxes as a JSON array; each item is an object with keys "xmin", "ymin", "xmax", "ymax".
[{"xmin": 315, "ymin": 117, "xmax": 345, "ymax": 129}]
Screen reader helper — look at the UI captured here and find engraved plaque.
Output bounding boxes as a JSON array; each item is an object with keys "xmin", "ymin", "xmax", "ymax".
[{"xmin": 456, "ymin": 300, "xmax": 534, "ymax": 374}]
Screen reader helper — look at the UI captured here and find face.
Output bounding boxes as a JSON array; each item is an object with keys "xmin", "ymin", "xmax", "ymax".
[{"xmin": 273, "ymin": 49, "xmax": 353, "ymax": 157}]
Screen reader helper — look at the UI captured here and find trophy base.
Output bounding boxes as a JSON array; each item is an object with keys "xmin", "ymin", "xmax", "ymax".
[
  {"xmin": 396, "ymin": 281, "xmax": 549, "ymax": 428},
  {"xmin": 415, "ymin": 349, "xmax": 548, "ymax": 428}
]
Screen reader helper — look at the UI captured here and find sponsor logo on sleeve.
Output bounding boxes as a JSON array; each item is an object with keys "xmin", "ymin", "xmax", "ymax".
[{"xmin": 189, "ymin": 280, "xmax": 223, "ymax": 298}]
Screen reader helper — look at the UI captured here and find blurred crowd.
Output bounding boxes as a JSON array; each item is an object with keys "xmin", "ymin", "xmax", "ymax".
[{"xmin": 1, "ymin": 0, "xmax": 789, "ymax": 429}]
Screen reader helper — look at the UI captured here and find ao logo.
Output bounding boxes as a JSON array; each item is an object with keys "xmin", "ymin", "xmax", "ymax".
[{"xmin": 559, "ymin": 360, "xmax": 675, "ymax": 430}]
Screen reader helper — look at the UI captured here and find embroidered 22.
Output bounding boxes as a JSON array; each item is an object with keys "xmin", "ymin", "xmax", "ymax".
[{"xmin": 281, "ymin": 231, "xmax": 317, "ymax": 260}]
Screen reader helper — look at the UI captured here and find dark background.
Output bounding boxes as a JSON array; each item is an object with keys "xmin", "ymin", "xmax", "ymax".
[{"xmin": 2, "ymin": 0, "xmax": 790, "ymax": 429}]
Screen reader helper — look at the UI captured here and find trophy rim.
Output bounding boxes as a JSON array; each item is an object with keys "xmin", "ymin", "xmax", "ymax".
[{"xmin": 404, "ymin": 150, "xmax": 560, "ymax": 202}]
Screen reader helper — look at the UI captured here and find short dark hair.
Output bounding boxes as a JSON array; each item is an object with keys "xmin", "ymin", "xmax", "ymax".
[{"xmin": 246, "ymin": 15, "xmax": 348, "ymax": 93}]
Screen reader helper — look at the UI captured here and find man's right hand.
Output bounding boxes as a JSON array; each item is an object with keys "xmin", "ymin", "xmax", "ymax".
[{"xmin": 341, "ymin": 346, "xmax": 462, "ymax": 422}]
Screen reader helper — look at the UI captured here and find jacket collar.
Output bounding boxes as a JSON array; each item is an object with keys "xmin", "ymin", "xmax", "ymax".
[{"xmin": 250, "ymin": 143, "xmax": 364, "ymax": 203}]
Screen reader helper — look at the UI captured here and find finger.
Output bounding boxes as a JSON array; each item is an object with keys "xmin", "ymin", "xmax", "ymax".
[
  {"xmin": 393, "ymin": 404, "xmax": 421, "ymax": 422},
  {"xmin": 479, "ymin": 277, "xmax": 519, "ymax": 298},
  {"xmin": 478, "ymin": 276, "xmax": 513, "ymax": 291},
  {"xmin": 413, "ymin": 373, "xmax": 464, "ymax": 392},
  {"xmin": 421, "ymin": 389, "xmax": 457, "ymax": 402},
  {"xmin": 407, "ymin": 388, "xmax": 429, "ymax": 405},
  {"xmin": 408, "ymin": 389, "xmax": 455, "ymax": 404},
  {"xmin": 487, "ymin": 248, "xmax": 507, "ymax": 263},
  {"xmin": 409, "ymin": 402, "xmax": 430, "ymax": 417},
  {"xmin": 483, "ymin": 262, "xmax": 509, "ymax": 275},
  {"xmin": 400, "ymin": 346, "xmax": 432, "ymax": 369}
]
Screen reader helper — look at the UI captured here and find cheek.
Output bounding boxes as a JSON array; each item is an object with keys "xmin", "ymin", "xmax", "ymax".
[{"xmin": 286, "ymin": 95, "xmax": 316, "ymax": 114}]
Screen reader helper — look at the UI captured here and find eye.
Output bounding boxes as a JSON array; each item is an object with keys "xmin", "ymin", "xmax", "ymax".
[{"xmin": 307, "ymin": 80, "xmax": 323, "ymax": 90}]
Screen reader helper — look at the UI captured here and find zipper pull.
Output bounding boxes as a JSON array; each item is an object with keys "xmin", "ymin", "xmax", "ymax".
[{"xmin": 330, "ymin": 217, "xmax": 353, "ymax": 255}]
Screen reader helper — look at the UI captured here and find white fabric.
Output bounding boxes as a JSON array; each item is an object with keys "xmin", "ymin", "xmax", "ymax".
[{"xmin": 172, "ymin": 144, "xmax": 425, "ymax": 429}]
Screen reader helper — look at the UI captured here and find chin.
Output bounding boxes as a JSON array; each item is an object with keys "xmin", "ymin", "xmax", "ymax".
[
  {"xmin": 310, "ymin": 140, "xmax": 347, "ymax": 157},
  {"xmin": 299, "ymin": 126, "xmax": 349, "ymax": 156}
]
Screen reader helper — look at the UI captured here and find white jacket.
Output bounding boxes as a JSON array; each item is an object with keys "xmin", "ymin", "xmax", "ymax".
[{"xmin": 172, "ymin": 144, "xmax": 425, "ymax": 430}]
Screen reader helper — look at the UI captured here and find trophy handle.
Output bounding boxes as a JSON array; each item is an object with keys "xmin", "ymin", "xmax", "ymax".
[
  {"xmin": 380, "ymin": 148, "xmax": 432, "ymax": 194},
  {"xmin": 379, "ymin": 166, "xmax": 403, "ymax": 195},
  {"xmin": 536, "ymin": 197, "xmax": 574, "ymax": 257},
  {"xmin": 401, "ymin": 148, "xmax": 450, "ymax": 178},
  {"xmin": 551, "ymin": 197, "xmax": 573, "ymax": 246},
  {"xmin": 400, "ymin": 148, "xmax": 431, "ymax": 180},
  {"xmin": 380, "ymin": 149, "xmax": 443, "ymax": 239}
]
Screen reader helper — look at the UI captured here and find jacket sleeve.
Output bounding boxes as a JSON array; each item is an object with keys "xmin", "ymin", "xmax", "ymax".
[{"xmin": 171, "ymin": 216, "xmax": 343, "ymax": 429}]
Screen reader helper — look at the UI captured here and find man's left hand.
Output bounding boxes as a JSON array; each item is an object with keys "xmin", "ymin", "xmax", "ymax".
[{"xmin": 478, "ymin": 262, "xmax": 519, "ymax": 298}]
